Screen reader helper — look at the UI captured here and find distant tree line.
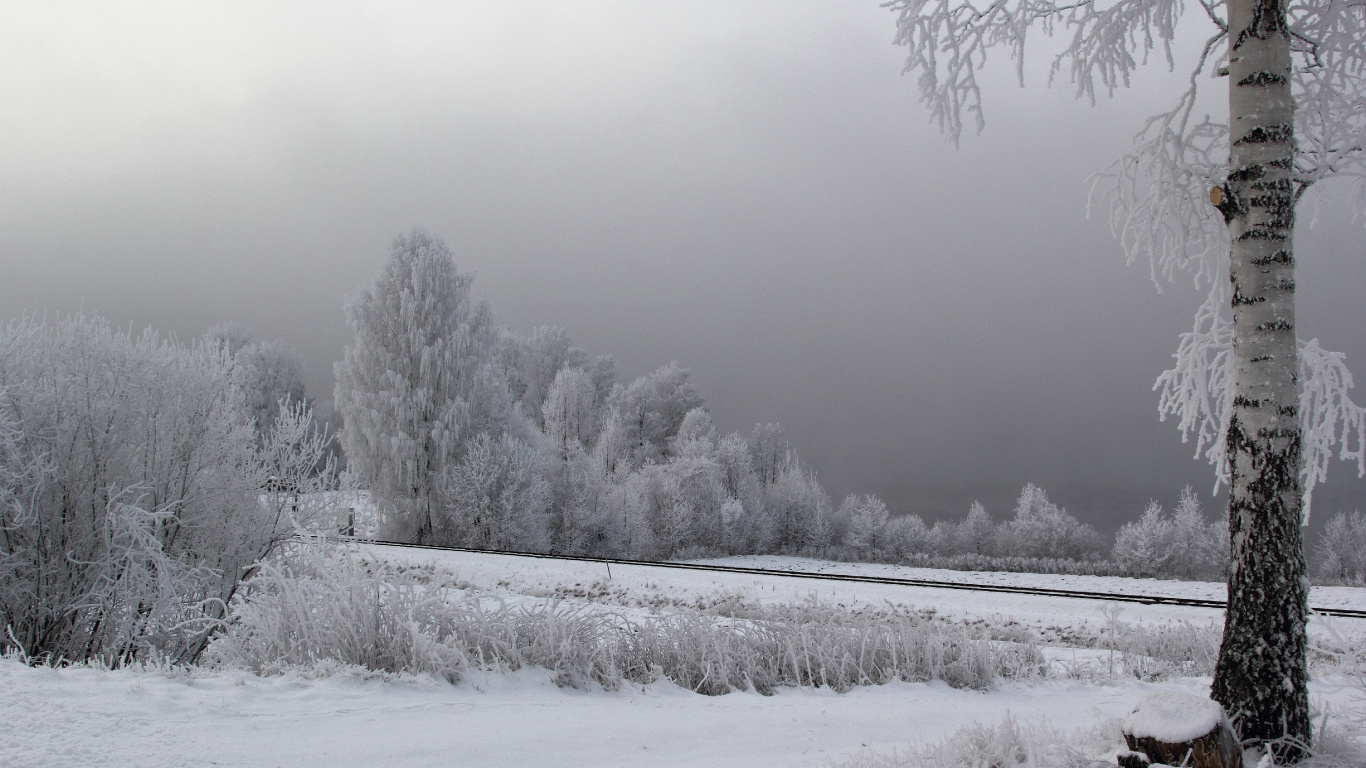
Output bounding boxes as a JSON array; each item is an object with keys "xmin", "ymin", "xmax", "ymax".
[{"xmin": 335, "ymin": 231, "xmax": 1364, "ymax": 584}]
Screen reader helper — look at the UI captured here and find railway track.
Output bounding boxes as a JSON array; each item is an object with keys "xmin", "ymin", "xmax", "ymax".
[{"xmin": 345, "ymin": 537, "xmax": 1366, "ymax": 620}]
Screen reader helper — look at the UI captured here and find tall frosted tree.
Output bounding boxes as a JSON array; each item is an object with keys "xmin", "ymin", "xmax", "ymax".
[
  {"xmin": 542, "ymin": 366, "xmax": 600, "ymax": 460},
  {"xmin": 334, "ymin": 230, "xmax": 500, "ymax": 544},
  {"xmin": 888, "ymin": 0, "xmax": 1363, "ymax": 753}
]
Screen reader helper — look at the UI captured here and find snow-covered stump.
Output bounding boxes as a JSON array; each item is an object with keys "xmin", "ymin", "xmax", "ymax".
[{"xmin": 1118, "ymin": 692, "xmax": 1240, "ymax": 768}]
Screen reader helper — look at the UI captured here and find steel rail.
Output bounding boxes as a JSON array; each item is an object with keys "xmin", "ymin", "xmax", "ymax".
[{"xmin": 343, "ymin": 537, "xmax": 1366, "ymax": 619}]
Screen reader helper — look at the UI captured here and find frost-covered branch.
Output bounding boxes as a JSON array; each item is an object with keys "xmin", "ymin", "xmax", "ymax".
[
  {"xmin": 1090, "ymin": 32, "xmax": 1229, "ymax": 291},
  {"xmin": 887, "ymin": 0, "xmax": 1185, "ymax": 143},
  {"xmin": 1154, "ymin": 283, "xmax": 1234, "ymax": 484},
  {"xmin": 1155, "ymin": 283, "xmax": 1366, "ymax": 519}
]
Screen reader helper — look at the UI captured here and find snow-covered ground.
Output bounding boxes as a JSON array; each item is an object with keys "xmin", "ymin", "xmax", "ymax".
[
  {"xmin": 0, "ymin": 659, "xmax": 1213, "ymax": 768},
  {"xmin": 4, "ymin": 545, "xmax": 1363, "ymax": 768}
]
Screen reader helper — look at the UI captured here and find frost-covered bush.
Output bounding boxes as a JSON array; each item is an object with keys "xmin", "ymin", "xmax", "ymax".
[
  {"xmin": 884, "ymin": 514, "xmax": 933, "ymax": 559},
  {"xmin": 213, "ymin": 542, "xmax": 1043, "ymax": 693},
  {"xmin": 1112, "ymin": 488, "xmax": 1227, "ymax": 580},
  {"xmin": 0, "ymin": 315, "xmax": 334, "ymax": 664},
  {"xmin": 887, "ymin": 552, "xmax": 1128, "ymax": 577},
  {"xmin": 1315, "ymin": 511, "xmax": 1366, "ymax": 585},
  {"xmin": 1103, "ymin": 619, "xmax": 1221, "ymax": 680}
]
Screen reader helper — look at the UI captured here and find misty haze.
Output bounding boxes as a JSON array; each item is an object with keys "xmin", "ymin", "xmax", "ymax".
[{"xmin": 2, "ymin": 2, "xmax": 1364, "ymax": 767}]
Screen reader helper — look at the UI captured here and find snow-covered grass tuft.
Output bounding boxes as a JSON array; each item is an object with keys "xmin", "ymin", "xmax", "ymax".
[
  {"xmin": 208, "ymin": 541, "xmax": 1044, "ymax": 693},
  {"xmin": 831, "ymin": 714, "xmax": 1125, "ymax": 768},
  {"xmin": 1106, "ymin": 618, "xmax": 1221, "ymax": 681}
]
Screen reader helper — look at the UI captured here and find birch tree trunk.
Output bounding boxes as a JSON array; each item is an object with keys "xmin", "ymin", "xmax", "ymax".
[{"xmin": 1211, "ymin": 0, "xmax": 1310, "ymax": 755}]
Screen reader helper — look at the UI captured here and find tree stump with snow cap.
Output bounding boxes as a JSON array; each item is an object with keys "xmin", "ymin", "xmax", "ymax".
[{"xmin": 1119, "ymin": 692, "xmax": 1241, "ymax": 768}]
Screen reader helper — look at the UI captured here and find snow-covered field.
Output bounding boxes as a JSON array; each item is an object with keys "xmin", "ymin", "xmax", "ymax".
[
  {"xmin": 4, "ymin": 545, "xmax": 1364, "ymax": 768},
  {"xmin": 358, "ymin": 544, "xmax": 1366, "ymax": 643}
]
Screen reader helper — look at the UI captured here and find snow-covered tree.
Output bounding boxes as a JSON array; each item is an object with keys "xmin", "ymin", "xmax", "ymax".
[
  {"xmin": 714, "ymin": 432, "xmax": 766, "ymax": 552},
  {"xmin": 1114, "ymin": 489, "xmax": 1228, "ymax": 578},
  {"xmin": 333, "ymin": 230, "xmax": 506, "ymax": 544},
  {"xmin": 602, "ymin": 362, "xmax": 705, "ymax": 471},
  {"xmin": 763, "ymin": 458, "xmax": 833, "ymax": 552},
  {"xmin": 748, "ymin": 423, "xmax": 790, "ymax": 486},
  {"xmin": 204, "ymin": 325, "xmax": 310, "ymax": 444},
  {"xmin": 497, "ymin": 326, "xmax": 587, "ymax": 430},
  {"xmin": 670, "ymin": 407, "xmax": 719, "ymax": 457},
  {"xmin": 843, "ymin": 494, "xmax": 891, "ymax": 553},
  {"xmin": 1113, "ymin": 501, "xmax": 1177, "ymax": 577},
  {"xmin": 1168, "ymin": 486, "xmax": 1228, "ymax": 579},
  {"xmin": 1314, "ymin": 510, "xmax": 1366, "ymax": 584},
  {"xmin": 887, "ymin": 0, "xmax": 1364, "ymax": 743},
  {"xmin": 954, "ymin": 501, "xmax": 996, "ymax": 555},
  {"xmin": 884, "ymin": 513, "xmax": 933, "ymax": 559},
  {"xmin": 542, "ymin": 367, "xmax": 599, "ymax": 461},
  {"xmin": 998, "ymin": 484, "xmax": 1105, "ymax": 560},
  {"xmin": 437, "ymin": 432, "xmax": 551, "ymax": 552},
  {"xmin": 236, "ymin": 341, "xmax": 309, "ymax": 438}
]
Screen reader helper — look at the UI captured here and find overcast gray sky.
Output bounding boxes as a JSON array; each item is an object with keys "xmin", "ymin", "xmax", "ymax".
[{"xmin": 2, "ymin": 1, "xmax": 1363, "ymax": 531}]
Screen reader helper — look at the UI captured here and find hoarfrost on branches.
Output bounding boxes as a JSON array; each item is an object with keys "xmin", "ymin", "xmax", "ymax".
[
  {"xmin": 891, "ymin": 0, "xmax": 1366, "ymax": 521},
  {"xmin": 1155, "ymin": 286, "xmax": 1366, "ymax": 517}
]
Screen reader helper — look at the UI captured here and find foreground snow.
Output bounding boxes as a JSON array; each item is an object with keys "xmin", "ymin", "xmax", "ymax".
[
  {"xmin": 0, "ymin": 658, "xmax": 1217, "ymax": 768},
  {"xmin": 5, "ymin": 546, "xmax": 1363, "ymax": 767}
]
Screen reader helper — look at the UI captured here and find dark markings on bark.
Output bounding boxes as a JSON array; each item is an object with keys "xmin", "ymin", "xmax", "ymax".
[
  {"xmin": 1214, "ymin": 413, "xmax": 1309, "ymax": 759},
  {"xmin": 1234, "ymin": 395, "xmax": 1263, "ymax": 408},
  {"xmin": 1237, "ymin": 71, "xmax": 1289, "ymax": 86},
  {"xmin": 1275, "ymin": 280, "xmax": 1295, "ymax": 292},
  {"xmin": 1248, "ymin": 195, "xmax": 1291, "ymax": 210},
  {"xmin": 1258, "ymin": 426, "xmax": 1296, "ymax": 439},
  {"xmin": 1233, "ymin": 124, "xmax": 1294, "ymax": 146},
  {"xmin": 1228, "ymin": 164, "xmax": 1266, "ymax": 183},
  {"xmin": 1250, "ymin": 178, "xmax": 1294, "ymax": 194},
  {"xmin": 1266, "ymin": 157, "xmax": 1293, "ymax": 170},
  {"xmin": 1232, "ymin": 288, "xmax": 1267, "ymax": 306},
  {"xmin": 1238, "ymin": 226, "xmax": 1288, "ymax": 241},
  {"xmin": 1249, "ymin": 355, "xmax": 1273, "ymax": 363},
  {"xmin": 1231, "ymin": 0, "xmax": 1289, "ymax": 51},
  {"xmin": 1251, "ymin": 250, "xmax": 1293, "ymax": 266},
  {"xmin": 1255, "ymin": 318, "xmax": 1293, "ymax": 331},
  {"xmin": 1277, "ymin": 404, "xmax": 1297, "ymax": 418}
]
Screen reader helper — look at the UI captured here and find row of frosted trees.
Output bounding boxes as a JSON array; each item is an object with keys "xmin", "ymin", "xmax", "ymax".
[
  {"xmin": 335, "ymin": 232, "xmax": 839, "ymax": 559},
  {"xmin": 332, "ymin": 231, "xmax": 1332, "ymax": 581},
  {"xmin": 333, "ymin": 231, "xmax": 836, "ymax": 559}
]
